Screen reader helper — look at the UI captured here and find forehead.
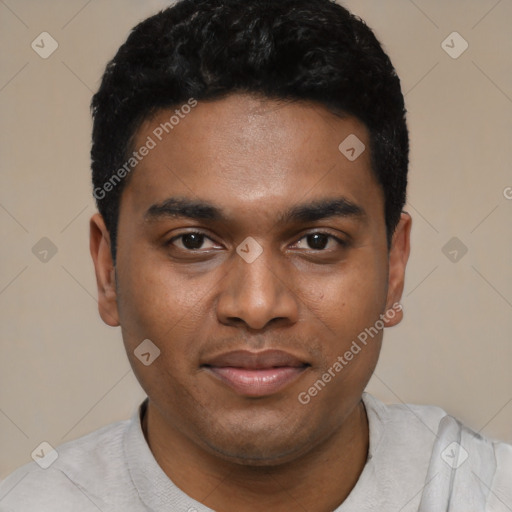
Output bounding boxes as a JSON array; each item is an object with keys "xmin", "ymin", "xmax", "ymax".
[{"xmin": 121, "ymin": 94, "xmax": 384, "ymax": 229}]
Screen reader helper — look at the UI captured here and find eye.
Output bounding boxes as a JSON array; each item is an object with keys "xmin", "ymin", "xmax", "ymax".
[
  {"xmin": 166, "ymin": 231, "xmax": 346, "ymax": 253},
  {"xmin": 294, "ymin": 232, "xmax": 346, "ymax": 251},
  {"xmin": 167, "ymin": 232, "xmax": 219, "ymax": 251}
]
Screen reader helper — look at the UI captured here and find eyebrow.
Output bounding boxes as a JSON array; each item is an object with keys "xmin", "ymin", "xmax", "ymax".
[{"xmin": 144, "ymin": 196, "xmax": 366, "ymax": 225}]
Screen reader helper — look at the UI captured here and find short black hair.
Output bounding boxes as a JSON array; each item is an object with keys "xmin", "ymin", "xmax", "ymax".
[{"xmin": 91, "ymin": 0, "xmax": 408, "ymax": 263}]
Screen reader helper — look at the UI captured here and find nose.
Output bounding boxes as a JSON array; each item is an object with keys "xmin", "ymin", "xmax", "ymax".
[{"xmin": 216, "ymin": 246, "xmax": 299, "ymax": 331}]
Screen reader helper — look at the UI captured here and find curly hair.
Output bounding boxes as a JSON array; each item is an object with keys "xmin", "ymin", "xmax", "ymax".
[{"xmin": 91, "ymin": 0, "xmax": 408, "ymax": 263}]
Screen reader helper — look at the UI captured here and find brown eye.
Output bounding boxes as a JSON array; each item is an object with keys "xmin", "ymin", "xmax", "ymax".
[
  {"xmin": 168, "ymin": 232, "xmax": 218, "ymax": 251},
  {"xmin": 294, "ymin": 232, "xmax": 346, "ymax": 251},
  {"xmin": 305, "ymin": 233, "xmax": 329, "ymax": 250}
]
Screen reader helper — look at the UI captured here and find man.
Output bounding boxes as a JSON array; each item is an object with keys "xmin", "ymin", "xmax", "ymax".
[{"xmin": 0, "ymin": 0, "xmax": 510, "ymax": 510}]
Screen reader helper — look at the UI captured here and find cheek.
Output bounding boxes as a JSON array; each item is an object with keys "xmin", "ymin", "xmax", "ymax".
[
  {"xmin": 115, "ymin": 254, "xmax": 186, "ymax": 349},
  {"xmin": 311, "ymin": 251, "xmax": 388, "ymax": 355},
  {"xmin": 116, "ymin": 249, "xmax": 221, "ymax": 374},
  {"xmin": 116, "ymin": 261, "xmax": 205, "ymax": 404},
  {"xmin": 328, "ymin": 251, "xmax": 387, "ymax": 313}
]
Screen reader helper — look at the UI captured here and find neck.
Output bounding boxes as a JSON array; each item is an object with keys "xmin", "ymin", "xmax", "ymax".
[{"xmin": 141, "ymin": 399, "xmax": 369, "ymax": 512}]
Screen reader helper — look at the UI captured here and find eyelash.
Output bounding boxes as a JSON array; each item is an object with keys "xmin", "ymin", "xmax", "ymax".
[{"xmin": 166, "ymin": 231, "xmax": 347, "ymax": 252}]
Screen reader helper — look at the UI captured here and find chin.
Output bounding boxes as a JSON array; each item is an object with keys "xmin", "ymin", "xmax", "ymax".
[{"xmin": 200, "ymin": 423, "xmax": 318, "ymax": 467}]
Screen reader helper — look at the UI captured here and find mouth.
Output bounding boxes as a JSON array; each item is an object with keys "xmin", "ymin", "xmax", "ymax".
[{"xmin": 201, "ymin": 350, "xmax": 311, "ymax": 397}]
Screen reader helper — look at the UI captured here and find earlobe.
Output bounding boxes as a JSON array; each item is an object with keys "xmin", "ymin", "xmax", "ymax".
[
  {"xmin": 384, "ymin": 211, "xmax": 412, "ymax": 328},
  {"xmin": 89, "ymin": 213, "xmax": 120, "ymax": 327}
]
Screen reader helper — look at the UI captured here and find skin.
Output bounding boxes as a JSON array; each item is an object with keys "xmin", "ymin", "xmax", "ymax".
[{"xmin": 90, "ymin": 93, "xmax": 411, "ymax": 512}]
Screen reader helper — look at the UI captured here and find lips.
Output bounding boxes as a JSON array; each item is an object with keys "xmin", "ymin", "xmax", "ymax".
[{"xmin": 201, "ymin": 350, "xmax": 310, "ymax": 397}]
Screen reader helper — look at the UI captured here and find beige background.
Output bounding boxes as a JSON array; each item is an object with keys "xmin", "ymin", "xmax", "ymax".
[{"xmin": 1, "ymin": 0, "xmax": 511, "ymax": 479}]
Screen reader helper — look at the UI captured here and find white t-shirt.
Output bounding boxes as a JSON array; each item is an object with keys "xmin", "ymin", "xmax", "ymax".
[{"xmin": 0, "ymin": 393, "xmax": 510, "ymax": 511}]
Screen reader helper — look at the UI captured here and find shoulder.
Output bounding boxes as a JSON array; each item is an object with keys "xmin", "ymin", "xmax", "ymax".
[
  {"xmin": 362, "ymin": 393, "xmax": 512, "ymax": 510},
  {"xmin": 0, "ymin": 418, "xmax": 132, "ymax": 512},
  {"xmin": 485, "ymin": 438, "xmax": 512, "ymax": 511},
  {"xmin": 362, "ymin": 391, "xmax": 448, "ymax": 448}
]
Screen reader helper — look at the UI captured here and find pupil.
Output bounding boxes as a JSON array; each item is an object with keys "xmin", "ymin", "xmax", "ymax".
[
  {"xmin": 308, "ymin": 233, "xmax": 328, "ymax": 250},
  {"xmin": 183, "ymin": 233, "xmax": 203, "ymax": 249}
]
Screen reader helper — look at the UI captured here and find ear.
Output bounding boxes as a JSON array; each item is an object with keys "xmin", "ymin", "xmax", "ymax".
[
  {"xmin": 384, "ymin": 211, "xmax": 412, "ymax": 327},
  {"xmin": 89, "ymin": 213, "xmax": 120, "ymax": 327}
]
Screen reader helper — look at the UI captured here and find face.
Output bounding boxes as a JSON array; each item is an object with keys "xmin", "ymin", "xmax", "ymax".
[{"xmin": 90, "ymin": 93, "xmax": 410, "ymax": 466}]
